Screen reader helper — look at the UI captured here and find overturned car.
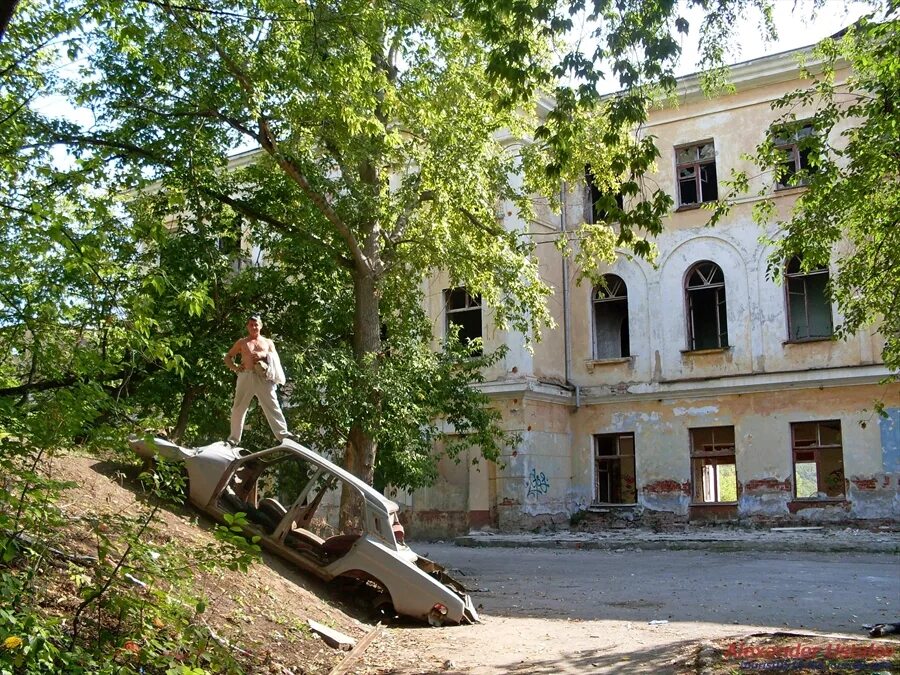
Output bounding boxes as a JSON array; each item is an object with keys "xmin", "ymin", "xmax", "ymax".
[{"xmin": 129, "ymin": 436, "xmax": 479, "ymax": 626}]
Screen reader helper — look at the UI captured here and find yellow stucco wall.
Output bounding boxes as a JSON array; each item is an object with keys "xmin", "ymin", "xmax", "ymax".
[{"xmin": 409, "ymin": 53, "xmax": 899, "ymax": 534}]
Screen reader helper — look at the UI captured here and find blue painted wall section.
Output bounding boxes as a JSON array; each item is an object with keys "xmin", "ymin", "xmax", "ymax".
[{"xmin": 880, "ymin": 408, "xmax": 900, "ymax": 473}]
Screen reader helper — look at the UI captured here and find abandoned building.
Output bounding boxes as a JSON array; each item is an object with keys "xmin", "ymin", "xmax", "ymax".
[{"xmin": 399, "ymin": 45, "xmax": 900, "ymax": 535}]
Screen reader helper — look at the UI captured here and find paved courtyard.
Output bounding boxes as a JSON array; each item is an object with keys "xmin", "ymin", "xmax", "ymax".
[{"xmin": 404, "ymin": 543, "xmax": 900, "ymax": 673}]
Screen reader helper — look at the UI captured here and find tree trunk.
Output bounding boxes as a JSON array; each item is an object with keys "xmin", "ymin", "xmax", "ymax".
[
  {"xmin": 339, "ymin": 268, "xmax": 382, "ymax": 529},
  {"xmin": 171, "ymin": 386, "xmax": 199, "ymax": 443},
  {"xmin": 348, "ymin": 267, "xmax": 381, "ymax": 484},
  {"xmin": 0, "ymin": 0, "xmax": 19, "ymax": 45}
]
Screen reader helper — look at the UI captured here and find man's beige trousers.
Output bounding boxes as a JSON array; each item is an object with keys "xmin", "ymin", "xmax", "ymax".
[{"xmin": 228, "ymin": 370, "xmax": 289, "ymax": 444}]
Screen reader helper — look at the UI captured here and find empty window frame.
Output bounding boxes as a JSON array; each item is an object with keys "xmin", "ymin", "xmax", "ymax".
[
  {"xmin": 685, "ymin": 261, "xmax": 728, "ymax": 350},
  {"xmin": 445, "ymin": 287, "xmax": 482, "ymax": 354},
  {"xmin": 585, "ymin": 164, "xmax": 624, "ymax": 224},
  {"xmin": 791, "ymin": 420, "xmax": 845, "ymax": 499},
  {"xmin": 690, "ymin": 426, "xmax": 738, "ymax": 503},
  {"xmin": 774, "ymin": 123, "xmax": 814, "ymax": 189},
  {"xmin": 676, "ymin": 142, "xmax": 718, "ymax": 206},
  {"xmin": 593, "ymin": 274, "xmax": 630, "ymax": 359},
  {"xmin": 785, "ymin": 256, "xmax": 833, "ymax": 340},
  {"xmin": 594, "ymin": 433, "xmax": 637, "ymax": 504}
]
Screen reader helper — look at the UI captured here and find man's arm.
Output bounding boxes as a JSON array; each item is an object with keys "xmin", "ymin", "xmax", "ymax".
[{"xmin": 224, "ymin": 340, "xmax": 243, "ymax": 373}]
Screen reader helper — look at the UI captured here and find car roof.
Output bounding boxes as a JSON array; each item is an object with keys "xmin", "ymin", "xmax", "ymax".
[{"xmin": 245, "ymin": 440, "xmax": 399, "ymax": 515}]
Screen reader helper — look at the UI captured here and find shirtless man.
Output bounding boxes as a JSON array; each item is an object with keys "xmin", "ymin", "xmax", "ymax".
[{"xmin": 224, "ymin": 314, "xmax": 292, "ymax": 446}]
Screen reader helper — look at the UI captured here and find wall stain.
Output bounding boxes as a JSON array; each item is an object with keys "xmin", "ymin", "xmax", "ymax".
[
  {"xmin": 743, "ymin": 477, "xmax": 791, "ymax": 493},
  {"xmin": 851, "ymin": 476, "xmax": 878, "ymax": 491},
  {"xmin": 642, "ymin": 479, "xmax": 691, "ymax": 496}
]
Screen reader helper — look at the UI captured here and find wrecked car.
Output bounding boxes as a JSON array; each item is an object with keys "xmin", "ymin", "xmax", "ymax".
[{"xmin": 128, "ymin": 436, "xmax": 478, "ymax": 626}]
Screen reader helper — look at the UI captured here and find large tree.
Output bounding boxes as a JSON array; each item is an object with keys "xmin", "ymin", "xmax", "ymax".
[
  {"xmin": 0, "ymin": 0, "xmax": 777, "ymax": 484},
  {"xmin": 10, "ymin": 0, "xmax": 880, "ymax": 488}
]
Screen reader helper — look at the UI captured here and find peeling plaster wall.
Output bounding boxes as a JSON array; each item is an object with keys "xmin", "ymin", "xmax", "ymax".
[
  {"xmin": 410, "ymin": 53, "xmax": 899, "ymax": 535},
  {"xmin": 569, "ymin": 384, "xmax": 900, "ymax": 522}
]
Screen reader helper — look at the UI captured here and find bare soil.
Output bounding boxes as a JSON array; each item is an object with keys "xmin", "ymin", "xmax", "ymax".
[
  {"xmin": 41, "ymin": 455, "xmax": 900, "ymax": 675},
  {"xmin": 47, "ymin": 453, "xmax": 438, "ymax": 674}
]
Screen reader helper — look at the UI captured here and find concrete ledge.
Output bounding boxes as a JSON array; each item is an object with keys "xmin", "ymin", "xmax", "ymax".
[{"xmin": 454, "ymin": 532, "xmax": 900, "ymax": 555}]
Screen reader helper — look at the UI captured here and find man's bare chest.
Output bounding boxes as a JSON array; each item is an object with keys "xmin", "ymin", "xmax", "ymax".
[{"xmin": 241, "ymin": 338, "xmax": 270, "ymax": 358}]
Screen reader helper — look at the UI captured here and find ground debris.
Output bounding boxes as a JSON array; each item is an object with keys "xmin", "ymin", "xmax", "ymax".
[{"xmin": 308, "ymin": 619, "xmax": 356, "ymax": 650}]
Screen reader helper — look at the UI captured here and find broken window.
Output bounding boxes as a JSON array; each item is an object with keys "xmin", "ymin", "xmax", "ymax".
[
  {"xmin": 594, "ymin": 433, "xmax": 637, "ymax": 504},
  {"xmin": 585, "ymin": 164, "xmax": 624, "ymax": 223},
  {"xmin": 676, "ymin": 142, "xmax": 718, "ymax": 206},
  {"xmin": 774, "ymin": 123, "xmax": 814, "ymax": 189},
  {"xmin": 785, "ymin": 256, "xmax": 833, "ymax": 340},
  {"xmin": 593, "ymin": 275, "xmax": 630, "ymax": 359},
  {"xmin": 690, "ymin": 426, "xmax": 738, "ymax": 503},
  {"xmin": 445, "ymin": 287, "xmax": 482, "ymax": 355},
  {"xmin": 686, "ymin": 261, "xmax": 728, "ymax": 350},
  {"xmin": 791, "ymin": 420, "xmax": 845, "ymax": 499}
]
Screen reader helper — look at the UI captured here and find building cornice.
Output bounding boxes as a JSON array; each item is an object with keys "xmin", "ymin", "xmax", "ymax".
[
  {"xmin": 582, "ymin": 364, "xmax": 894, "ymax": 404},
  {"xmin": 476, "ymin": 365, "xmax": 894, "ymax": 407},
  {"xmin": 475, "ymin": 378, "xmax": 573, "ymax": 404}
]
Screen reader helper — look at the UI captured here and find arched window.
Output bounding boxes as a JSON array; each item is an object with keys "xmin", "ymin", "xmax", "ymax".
[
  {"xmin": 593, "ymin": 274, "xmax": 629, "ymax": 359},
  {"xmin": 686, "ymin": 262, "xmax": 728, "ymax": 350},
  {"xmin": 785, "ymin": 256, "xmax": 832, "ymax": 340}
]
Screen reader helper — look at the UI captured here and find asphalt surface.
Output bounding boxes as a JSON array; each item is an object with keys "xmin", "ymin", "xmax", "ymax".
[
  {"xmin": 404, "ymin": 543, "xmax": 900, "ymax": 673},
  {"xmin": 419, "ymin": 544, "xmax": 900, "ymax": 631}
]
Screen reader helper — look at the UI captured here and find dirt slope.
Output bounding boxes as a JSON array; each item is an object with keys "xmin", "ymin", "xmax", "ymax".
[{"xmin": 53, "ymin": 453, "xmax": 439, "ymax": 674}]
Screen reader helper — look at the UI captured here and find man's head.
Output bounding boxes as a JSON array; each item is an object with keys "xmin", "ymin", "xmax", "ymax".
[{"xmin": 246, "ymin": 314, "xmax": 262, "ymax": 337}]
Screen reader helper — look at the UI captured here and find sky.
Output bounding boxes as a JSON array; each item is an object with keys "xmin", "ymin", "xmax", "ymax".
[
  {"xmin": 675, "ymin": 0, "xmax": 875, "ymax": 74},
  {"xmin": 562, "ymin": 0, "xmax": 877, "ymax": 94}
]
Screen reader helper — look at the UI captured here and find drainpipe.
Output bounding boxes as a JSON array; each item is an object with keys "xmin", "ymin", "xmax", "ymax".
[{"xmin": 560, "ymin": 181, "xmax": 579, "ymax": 409}]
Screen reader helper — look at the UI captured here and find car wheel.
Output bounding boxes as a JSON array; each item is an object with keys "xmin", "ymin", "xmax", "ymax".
[{"xmin": 371, "ymin": 593, "xmax": 397, "ymax": 622}]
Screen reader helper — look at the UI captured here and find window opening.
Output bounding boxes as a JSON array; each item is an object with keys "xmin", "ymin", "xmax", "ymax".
[
  {"xmin": 774, "ymin": 123, "xmax": 814, "ymax": 188},
  {"xmin": 791, "ymin": 420, "xmax": 844, "ymax": 499},
  {"xmin": 676, "ymin": 142, "xmax": 718, "ymax": 206},
  {"xmin": 594, "ymin": 434, "xmax": 637, "ymax": 504},
  {"xmin": 593, "ymin": 274, "xmax": 630, "ymax": 359},
  {"xmin": 690, "ymin": 426, "xmax": 738, "ymax": 503},
  {"xmin": 786, "ymin": 256, "xmax": 832, "ymax": 340},
  {"xmin": 218, "ymin": 452, "xmax": 369, "ymax": 563},
  {"xmin": 686, "ymin": 261, "xmax": 728, "ymax": 350},
  {"xmin": 585, "ymin": 164, "xmax": 625, "ymax": 223},
  {"xmin": 445, "ymin": 287, "xmax": 482, "ymax": 354}
]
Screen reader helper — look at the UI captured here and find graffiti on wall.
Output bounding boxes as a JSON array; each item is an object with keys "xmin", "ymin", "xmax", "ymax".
[{"xmin": 526, "ymin": 467, "xmax": 550, "ymax": 498}]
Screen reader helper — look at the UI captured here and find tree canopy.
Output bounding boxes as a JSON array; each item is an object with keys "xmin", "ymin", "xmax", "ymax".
[{"xmin": 1, "ymin": 0, "xmax": 895, "ymax": 495}]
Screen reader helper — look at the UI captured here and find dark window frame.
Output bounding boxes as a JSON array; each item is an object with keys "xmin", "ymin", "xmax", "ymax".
[
  {"xmin": 594, "ymin": 433, "xmax": 637, "ymax": 505},
  {"xmin": 585, "ymin": 164, "xmax": 624, "ymax": 224},
  {"xmin": 791, "ymin": 420, "xmax": 845, "ymax": 500},
  {"xmin": 685, "ymin": 261, "xmax": 729, "ymax": 350},
  {"xmin": 785, "ymin": 256, "xmax": 833, "ymax": 341},
  {"xmin": 444, "ymin": 287, "xmax": 483, "ymax": 354},
  {"xmin": 592, "ymin": 274, "xmax": 630, "ymax": 359},
  {"xmin": 689, "ymin": 426, "xmax": 738, "ymax": 504},
  {"xmin": 774, "ymin": 123, "xmax": 814, "ymax": 189},
  {"xmin": 675, "ymin": 141, "xmax": 718, "ymax": 207}
]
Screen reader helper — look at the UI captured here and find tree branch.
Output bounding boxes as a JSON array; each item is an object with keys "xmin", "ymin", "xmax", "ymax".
[
  {"xmin": 198, "ymin": 184, "xmax": 355, "ymax": 269},
  {"xmin": 459, "ymin": 206, "xmax": 506, "ymax": 238},
  {"xmin": 257, "ymin": 117, "xmax": 366, "ymax": 268},
  {"xmin": 0, "ymin": 365, "xmax": 146, "ymax": 398},
  {"xmin": 385, "ymin": 187, "xmax": 435, "ymax": 247}
]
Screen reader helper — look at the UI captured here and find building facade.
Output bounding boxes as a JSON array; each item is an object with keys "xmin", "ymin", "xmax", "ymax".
[{"xmin": 399, "ymin": 48, "xmax": 900, "ymax": 535}]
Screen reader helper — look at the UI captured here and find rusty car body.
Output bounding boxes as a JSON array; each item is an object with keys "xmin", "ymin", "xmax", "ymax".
[{"xmin": 129, "ymin": 436, "xmax": 478, "ymax": 626}]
